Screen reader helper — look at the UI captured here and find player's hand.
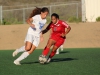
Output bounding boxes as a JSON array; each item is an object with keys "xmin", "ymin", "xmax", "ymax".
[
  {"xmin": 61, "ymin": 33, "xmax": 66, "ymax": 38},
  {"xmin": 40, "ymin": 36, "xmax": 44, "ymax": 42},
  {"xmin": 30, "ymin": 24, "xmax": 36, "ymax": 30},
  {"xmin": 30, "ymin": 24, "xmax": 35, "ymax": 28}
]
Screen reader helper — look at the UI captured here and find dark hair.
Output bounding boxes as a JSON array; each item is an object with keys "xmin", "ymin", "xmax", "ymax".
[
  {"xmin": 51, "ymin": 13, "xmax": 59, "ymax": 19},
  {"xmin": 29, "ymin": 7, "xmax": 49, "ymax": 18},
  {"xmin": 41, "ymin": 7, "xmax": 49, "ymax": 13}
]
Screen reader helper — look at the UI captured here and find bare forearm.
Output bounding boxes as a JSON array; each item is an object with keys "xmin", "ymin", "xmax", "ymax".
[
  {"xmin": 42, "ymin": 29, "xmax": 49, "ymax": 34},
  {"xmin": 26, "ymin": 18, "xmax": 35, "ymax": 28},
  {"xmin": 65, "ymin": 26, "xmax": 71, "ymax": 35},
  {"xmin": 26, "ymin": 19, "xmax": 33, "ymax": 26},
  {"xmin": 42, "ymin": 22, "xmax": 52, "ymax": 34}
]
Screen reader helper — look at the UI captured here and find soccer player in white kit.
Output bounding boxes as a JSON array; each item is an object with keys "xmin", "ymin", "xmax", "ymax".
[{"xmin": 12, "ymin": 7, "xmax": 49, "ymax": 65}]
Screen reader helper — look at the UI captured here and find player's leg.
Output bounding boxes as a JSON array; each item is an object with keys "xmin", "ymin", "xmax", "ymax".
[
  {"xmin": 12, "ymin": 42, "xmax": 32, "ymax": 57},
  {"xmin": 14, "ymin": 36, "xmax": 40, "ymax": 65},
  {"xmin": 15, "ymin": 44, "xmax": 36, "ymax": 62},
  {"xmin": 56, "ymin": 44, "xmax": 63, "ymax": 54},
  {"xmin": 47, "ymin": 45, "xmax": 59, "ymax": 63},
  {"xmin": 42, "ymin": 39, "xmax": 55, "ymax": 56},
  {"xmin": 56, "ymin": 47, "xmax": 60, "ymax": 54},
  {"xmin": 47, "ymin": 38, "xmax": 65, "ymax": 63},
  {"xmin": 27, "ymin": 36, "xmax": 39, "ymax": 54},
  {"xmin": 50, "ymin": 45, "xmax": 58, "ymax": 58},
  {"xmin": 13, "ymin": 41, "xmax": 33, "ymax": 65},
  {"xmin": 12, "ymin": 34, "xmax": 33, "ymax": 57},
  {"xmin": 60, "ymin": 45, "xmax": 63, "ymax": 51},
  {"xmin": 14, "ymin": 44, "xmax": 36, "ymax": 65},
  {"xmin": 13, "ymin": 46, "xmax": 25, "ymax": 57},
  {"xmin": 13, "ymin": 34, "xmax": 35, "ymax": 65},
  {"xmin": 56, "ymin": 45, "xmax": 63, "ymax": 54},
  {"xmin": 27, "ymin": 45, "xmax": 36, "ymax": 54}
]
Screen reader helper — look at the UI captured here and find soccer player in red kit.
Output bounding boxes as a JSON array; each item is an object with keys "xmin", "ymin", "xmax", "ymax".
[{"xmin": 41, "ymin": 13, "xmax": 71, "ymax": 63}]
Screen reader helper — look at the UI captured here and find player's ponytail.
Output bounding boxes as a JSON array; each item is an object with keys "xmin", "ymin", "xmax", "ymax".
[
  {"xmin": 29, "ymin": 7, "xmax": 41, "ymax": 18},
  {"xmin": 29, "ymin": 7, "xmax": 49, "ymax": 18}
]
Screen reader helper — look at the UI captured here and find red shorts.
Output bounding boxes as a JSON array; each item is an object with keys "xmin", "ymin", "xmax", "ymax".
[{"xmin": 50, "ymin": 35, "xmax": 65, "ymax": 47}]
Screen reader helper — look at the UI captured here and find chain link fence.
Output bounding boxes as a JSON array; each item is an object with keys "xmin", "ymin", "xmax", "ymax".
[{"xmin": 0, "ymin": 2, "xmax": 81, "ymax": 25}]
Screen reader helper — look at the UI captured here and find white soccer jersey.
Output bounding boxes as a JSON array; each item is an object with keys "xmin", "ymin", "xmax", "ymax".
[{"xmin": 27, "ymin": 15, "xmax": 47, "ymax": 37}]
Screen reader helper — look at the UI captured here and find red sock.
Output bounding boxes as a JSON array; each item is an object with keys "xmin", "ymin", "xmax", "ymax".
[
  {"xmin": 42, "ymin": 47, "xmax": 50, "ymax": 56},
  {"xmin": 49, "ymin": 51, "xmax": 56, "ymax": 58}
]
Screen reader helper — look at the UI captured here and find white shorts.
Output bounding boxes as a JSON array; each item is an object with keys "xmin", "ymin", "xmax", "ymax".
[{"xmin": 24, "ymin": 34, "xmax": 40, "ymax": 47}]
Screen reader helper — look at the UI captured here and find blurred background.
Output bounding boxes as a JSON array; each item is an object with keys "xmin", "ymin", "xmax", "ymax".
[
  {"xmin": 0, "ymin": 0, "xmax": 81, "ymax": 25},
  {"xmin": 0, "ymin": 0, "xmax": 100, "ymax": 25},
  {"xmin": 0, "ymin": 0, "xmax": 100, "ymax": 50}
]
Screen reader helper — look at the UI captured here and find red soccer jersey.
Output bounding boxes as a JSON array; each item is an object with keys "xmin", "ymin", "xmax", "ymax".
[{"xmin": 49, "ymin": 20, "xmax": 69, "ymax": 40}]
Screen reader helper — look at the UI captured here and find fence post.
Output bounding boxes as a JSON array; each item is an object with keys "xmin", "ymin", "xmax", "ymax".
[
  {"xmin": 50, "ymin": 5, "xmax": 52, "ymax": 17},
  {"xmin": 0, "ymin": 6, "xmax": 2, "ymax": 25},
  {"xmin": 23, "ymin": 8, "xmax": 25, "ymax": 24},
  {"xmin": 76, "ymin": 3, "xmax": 79, "ymax": 19},
  {"xmin": 81, "ymin": 0, "xmax": 86, "ymax": 22}
]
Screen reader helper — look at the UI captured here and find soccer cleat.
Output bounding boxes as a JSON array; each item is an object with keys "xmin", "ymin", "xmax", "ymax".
[
  {"xmin": 14, "ymin": 60, "xmax": 21, "ymax": 65},
  {"xmin": 56, "ymin": 51, "xmax": 59, "ymax": 54},
  {"xmin": 61, "ymin": 49, "xmax": 63, "ymax": 51},
  {"xmin": 46, "ymin": 58, "xmax": 51, "ymax": 63},
  {"xmin": 12, "ymin": 49, "xmax": 18, "ymax": 57}
]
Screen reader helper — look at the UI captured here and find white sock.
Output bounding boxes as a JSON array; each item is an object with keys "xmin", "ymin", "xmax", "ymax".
[
  {"xmin": 16, "ymin": 46, "xmax": 26, "ymax": 53},
  {"xmin": 15, "ymin": 52, "xmax": 29, "ymax": 62},
  {"xmin": 56, "ymin": 48, "xmax": 59, "ymax": 53},
  {"xmin": 60, "ymin": 45, "xmax": 63, "ymax": 50}
]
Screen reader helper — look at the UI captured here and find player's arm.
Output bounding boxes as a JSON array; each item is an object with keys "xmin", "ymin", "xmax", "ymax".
[
  {"xmin": 61, "ymin": 21, "xmax": 71, "ymax": 37},
  {"xmin": 42, "ymin": 22, "xmax": 52, "ymax": 34},
  {"xmin": 26, "ymin": 18, "xmax": 35, "ymax": 28},
  {"xmin": 40, "ymin": 22, "xmax": 52, "ymax": 42},
  {"xmin": 40, "ymin": 32, "xmax": 44, "ymax": 42},
  {"xmin": 65, "ymin": 26, "xmax": 71, "ymax": 35},
  {"xmin": 61, "ymin": 26, "xmax": 71, "ymax": 37}
]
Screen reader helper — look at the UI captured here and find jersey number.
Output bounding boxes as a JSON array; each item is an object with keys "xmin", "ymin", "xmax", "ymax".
[
  {"xmin": 54, "ymin": 27, "xmax": 57, "ymax": 31},
  {"xmin": 39, "ymin": 22, "xmax": 44, "ymax": 29}
]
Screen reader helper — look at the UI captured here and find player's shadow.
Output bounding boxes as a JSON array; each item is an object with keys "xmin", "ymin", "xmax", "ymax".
[
  {"xmin": 21, "ymin": 58, "xmax": 78, "ymax": 65},
  {"xmin": 59, "ymin": 51, "xmax": 70, "ymax": 54},
  {"xmin": 21, "ymin": 61, "xmax": 39, "ymax": 65},
  {"xmin": 21, "ymin": 51, "xmax": 77, "ymax": 64},
  {"xmin": 51, "ymin": 58, "xmax": 78, "ymax": 62}
]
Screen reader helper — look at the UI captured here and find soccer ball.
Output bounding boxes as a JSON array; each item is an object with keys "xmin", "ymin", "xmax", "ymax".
[{"xmin": 39, "ymin": 55, "xmax": 47, "ymax": 64}]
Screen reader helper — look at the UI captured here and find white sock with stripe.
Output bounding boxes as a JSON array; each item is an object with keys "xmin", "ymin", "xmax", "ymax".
[
  {"xmin": 16, "ymin": 46, "xmax": 26, "ymax": 53},
  {"xmin": 15, "ymin": 52, "xmax": 29, "ymax": 62}
]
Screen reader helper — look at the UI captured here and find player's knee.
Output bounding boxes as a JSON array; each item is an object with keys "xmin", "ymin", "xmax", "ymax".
[
  {"xmin": 52, "ymin": 46, "xmax": 59, "ymax": 52},
  {"xmin": 52, "ymin": 49, "xmax": 57, "ymax": 52},
  {"xmin": 28, "ymin": 50, "xmax": 33, "ymax": 54},
  {"xmin": 25, "ymin": 46, "xmax": 31, "ymax": 51},
  {"xmin": 52, "ymin": 48, "xmax": 58, "ymax": 52},
  {"xmin": 47, "ymin": 44, "xmax": 51, "ymax": 48}
]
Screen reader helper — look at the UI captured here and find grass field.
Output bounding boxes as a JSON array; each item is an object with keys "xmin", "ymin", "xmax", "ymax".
[{"xmin": 0, "ymin": 48, "xmax": 100, "ymax": 75}]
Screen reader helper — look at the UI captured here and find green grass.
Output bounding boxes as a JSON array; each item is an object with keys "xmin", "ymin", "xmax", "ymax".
[{"xmin": 0, "ymin": 48, "xmax": 100, "ymax": 75}]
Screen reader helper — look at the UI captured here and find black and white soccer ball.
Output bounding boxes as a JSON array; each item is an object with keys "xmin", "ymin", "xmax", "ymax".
[{"xmin": 39, "ymin": 55, "xmax": 47, "ymax": 64}]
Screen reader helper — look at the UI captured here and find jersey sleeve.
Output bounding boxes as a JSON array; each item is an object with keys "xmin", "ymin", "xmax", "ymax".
[
  {"xmin": 62, "ymin": 21, "xmax": 69, "ymax": 28},
  {"xmin": 42, "ymin": 22, "xmax": 52, "ymax": 34}
]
